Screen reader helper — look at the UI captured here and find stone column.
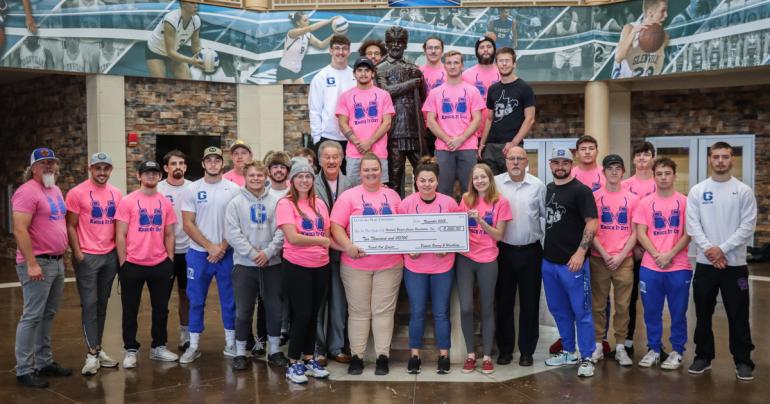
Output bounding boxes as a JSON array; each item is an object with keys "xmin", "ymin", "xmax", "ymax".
[
  {"xmin": 585, "ymin": 81, "xmax": 610, "ymax": 161},
  {"xmin": 87, "ymin": 75, "xmax": 127, "ymax": 193},
  {"xmin": 237, "ymin": 84, "xmax": 284, "ymax": 159},
  {"xmin": 609, "ymin": 89, "xmax": 631, "ymax": 167}
]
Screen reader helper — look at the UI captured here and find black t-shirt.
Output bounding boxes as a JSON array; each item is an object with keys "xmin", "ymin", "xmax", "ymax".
[
  {"xmin": 544, "ymin": 178, "xmax": 598, "ymax": 264},
  {"xmin": 485, "ymin": 78, "xmax": 535, "ymax": 144}
]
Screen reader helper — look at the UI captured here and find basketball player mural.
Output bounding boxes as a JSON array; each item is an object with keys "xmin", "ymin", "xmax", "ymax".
[
  {"xmin": 375, "ymin": 26, "xmax": 427, "ymax": 197},
  {"xmin": 1, "ymin": 0, "xmax": 36, "ymax": 53},
  {"xmin": 277, "ymin": 12, "xmax": 344, "ymax": 84},
  {"xmin": 613, "ymin": 0, "xmax": 670, "ymax": 79}
]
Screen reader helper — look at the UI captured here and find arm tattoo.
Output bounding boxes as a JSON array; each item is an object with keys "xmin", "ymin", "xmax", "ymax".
[{"xmin": 579, "ymin": 228, "xmax": 595, "ymax": 251}]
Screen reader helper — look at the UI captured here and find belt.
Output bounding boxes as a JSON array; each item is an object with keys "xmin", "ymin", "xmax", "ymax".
[
  {"xmin": 502, "ymin": 241, "xmax": 541, "ymax": 251},
  {"xmin": 36, "ymin": 254, "xmax": 64, "ymax": 260}
]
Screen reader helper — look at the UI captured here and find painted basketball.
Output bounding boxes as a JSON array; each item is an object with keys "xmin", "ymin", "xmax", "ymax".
[
  {"xmin": 332, "ymin": 17, "xmax": 349, "ymax": 34},
  {"xmin": 638, "ymin": 23, "xmax": 665, "ymax": 53},
  {"xmin": 196, "ymin": 48, "xmax": 220, "ymax": 74}
]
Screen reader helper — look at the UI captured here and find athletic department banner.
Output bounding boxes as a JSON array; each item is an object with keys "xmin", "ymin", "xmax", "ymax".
[{"xmin": 0, "ymin": 0, "xmax": 768, "ymax": 84}]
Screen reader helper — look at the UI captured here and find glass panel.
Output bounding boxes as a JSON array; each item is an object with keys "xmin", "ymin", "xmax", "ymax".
[
  {"xmin": 655, "ymin": 147, "xmax": 690, "ymax": 194},
  {"xmin": 706, "ymin": 146, "xmax": 743, "ymax": 182},
  {"xmin": 526, "ymin": 149, "xmax": 539, "ymax": 177}
]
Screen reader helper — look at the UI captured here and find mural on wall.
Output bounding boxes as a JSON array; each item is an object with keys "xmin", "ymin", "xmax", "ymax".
[{"xmin": 0, "ymin": 0, "xmax": 768, "ymax": 84}]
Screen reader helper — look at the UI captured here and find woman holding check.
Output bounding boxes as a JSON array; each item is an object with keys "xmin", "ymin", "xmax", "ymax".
[
  {"xmin": 396, "ymin": 157, "xmax": 459, "ymax": 375},
  {"xmin": 330, "ymin": 153, "xmax": 402, "ymax": 376}
]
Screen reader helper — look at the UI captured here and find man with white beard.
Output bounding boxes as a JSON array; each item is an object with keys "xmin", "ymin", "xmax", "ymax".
[{"xmin": 12, "ymin": 148, "xmax": 73, "ymax": 388}]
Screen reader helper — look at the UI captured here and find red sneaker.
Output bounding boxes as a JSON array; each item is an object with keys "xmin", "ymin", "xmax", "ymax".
[
  {"xmin": 549, "ymin": 338, "xmax": 563, "ymax": 354},
  {"xmin": 481, "ymin": 360, "xmax": 495, "ymax": 374},
  {"xmin": 602, "ymin": 340, "xmax": 611, "ymax": 355},
  {"xmin": 462, "ymin": 357, "xmax": 476, "ymax": 373}
]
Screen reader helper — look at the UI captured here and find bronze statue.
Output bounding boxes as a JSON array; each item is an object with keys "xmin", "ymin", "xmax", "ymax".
[{"xmin": 376, "ymin": 26, "xmax": 427, "ymax": 196}]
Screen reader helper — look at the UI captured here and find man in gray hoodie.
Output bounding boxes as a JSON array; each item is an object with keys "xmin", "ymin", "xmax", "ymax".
[{"xmin": 225, "ymin": 161, "xmax": 287, "ymax": 370}]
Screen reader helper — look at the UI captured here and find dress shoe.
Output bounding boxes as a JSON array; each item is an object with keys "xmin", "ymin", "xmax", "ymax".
[
  {"xmin": 37, "ymin": 362, "xmax": 72, "ymax": 377},
  {"xmin": 17, "ymin": 373, "xmax": 49, "ymax": 388},
  {"xmin": 334, "ymin": 353, "xmax": 351, "ymax": 364},
  {"xmin": 519, "ymin": 354, "xmax": 534, "ymax": 367},
  {"xmin": 497, "ymin": 354, "xmax": 513, "ymax": 365},
  {"xmin": 316, "ymin": 356, "xmax": 328, "ymax": 367}
]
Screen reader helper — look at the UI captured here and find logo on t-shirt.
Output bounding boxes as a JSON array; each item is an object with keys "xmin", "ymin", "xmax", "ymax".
[
  {"xmin": 353, "ymin": 94, "xmax": 379, "ymax": 124},
  {"xmin": 703, "ymin": 191, "xmax": 714, "ymax": 204},
  {"xmin": 361, "ymin": 194, "xmax": 393, "ymax": 215},
  {"xmin": 441, "ymin": 90, "xmax": 468, "ymax": 120},
  {"xmin": 138, "ymin": 200, "xmax": 163, "ymax": 232},
  {"xmin": 545, "ymin": 194, "xmax": 566, "ymax": 229},
  {"xmin": 250, "ymin": 203, "xmax": 267, "ymax": 224},
  {"xmin": 197, "ymin": 191, "xmax": 207, "ymax": 204},
  {"xmin": 326, "ymin": 77, "xmax": 336, "ymax": 86},
  {"xmin": 493, "ymin": 92, "xmax": 519, "ymax": 122},
  {"xmin": 89, "ymin": 191, "xmax": 117, "ymax": 224},
  {"xmin": 652, "ymin": 200, "xmax": 681, "ymax": 235},
  {"xmin": 468, "ymin": 203, "xmax": 495, "ymax": 234},
  {"xmin": 599, "ymin": 196, "xmax": 630, "ymax": 231},
  {"xmin": 300, "ymin": 215, "xmax": 325, "ymax": 236},
  {"xmin": 46, "ymin": 195, "xmax": 67, "ymax": 221}
]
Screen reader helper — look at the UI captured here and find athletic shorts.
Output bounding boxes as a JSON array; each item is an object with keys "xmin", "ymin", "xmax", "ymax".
[
  {"xmin": 145, "ymin": 42, "xmax": 169, "ymax": 62},
  {"xmin": 276, "ymin": 65, "xmax": 303, "ymax": 81}
]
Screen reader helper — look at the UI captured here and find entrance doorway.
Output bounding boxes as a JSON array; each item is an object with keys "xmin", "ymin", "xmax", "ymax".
[{"xmin": 155, "ymin": 135, "xmax": 222, "ymax": 181}]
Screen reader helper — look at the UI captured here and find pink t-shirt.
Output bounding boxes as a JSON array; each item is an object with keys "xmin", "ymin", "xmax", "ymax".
[
  {"xmin": 65, "ymin": 180, "xmax": 123, "ymax": 255},
  {"xmin": 462, "ymin": 65, "xmax": 500, "ymax": 138},
  {"xmin": 458, "ymin": 196, "xmax": 512, "ymax": 263},
  {"xmin": 593, "ymin": 188, "xmax": 639, "ymax": 258},
  {"xmin": 115, "ymin": 190, "xmax": 176, "ymax": 266},
  {"xmin": 397, "ymin": 192, "xmax": 458, "ymax": 274},
  {"xmin": 335, "ymin": 86, "xmax": 395, "ymax": 159},
  {"xmin": 12, "ymin": 180, "xmax": 68, "ymax": 264},
  {"xmin": 572, "ymin": 166, "xmax": 606, "ymax": 192},
  {"xmin": 622, "ymin": 175, "xmax": 656, "ymax": 198},
  {"xmin": 330, "ymin": 185, "xmax": 403, "ymax": 271},
  {"xmin": 632, "ymin": 192, "xmax": 691, "ymax": 272},
  {"xmin": 422, "ymin": 81, "xmax": 485, "ymax": 151},
  {"xmin": 420, "ymin": 63, "xmax": 446, "ymax": 91},
  {"xmin": 223, "ymin": 169, "xmax": 245, "ymax": 187},
  {"xmin": 275, "ymin": 197, "xmax": 330, "ymax": 268}
]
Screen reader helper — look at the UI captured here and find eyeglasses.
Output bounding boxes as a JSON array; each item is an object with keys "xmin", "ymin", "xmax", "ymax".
[{"xmin": 505, "ymin": 156, "xmax": 527, "ymax": 162}]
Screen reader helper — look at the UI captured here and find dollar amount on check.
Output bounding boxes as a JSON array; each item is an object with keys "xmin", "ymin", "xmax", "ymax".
[{"xmin": 349, "ymin": 213, "xmax": 470, "ymax": 254}]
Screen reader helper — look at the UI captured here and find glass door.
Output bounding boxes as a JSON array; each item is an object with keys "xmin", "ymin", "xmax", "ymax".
[
  {"xmin": 697, "ymin": 135, "xmax": 754, "ymax": 188},
  {"xmin": 645, "ymin": 137, "xmax": 698, "ymax": 194},
  {"xmin": 525, "ymin": 138, "xmax": 578, "ymax": 184}
]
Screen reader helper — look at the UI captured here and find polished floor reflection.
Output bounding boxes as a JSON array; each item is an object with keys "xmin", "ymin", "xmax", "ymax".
[{"xmin": 1, "ymin": 260, "xmax": 768, "ymax": 403}]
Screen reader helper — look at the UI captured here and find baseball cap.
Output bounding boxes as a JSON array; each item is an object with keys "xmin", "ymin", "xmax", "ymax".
[
  {"xmin": 230, "ymin": 140, "xmax": 251, "ymax": 154},
  {"xmin": 202, "ymin": 146, "xmax": 223, "ymax": 159},
  {"xmin": 89, "ymin": 152, "xmax": 113, "ymax": 166},
  {"xmin": 289, "ymin": 157, "xmax": 315, "ymax": 180},
  {"xmin": 30, "ymin": 147, "xmax": 58, "ymax": 166},
  {"xmin": 549, "ymin": 146, "xmax": 573, "ymax": 161},
  {"xmin": 138, "ymin": 160, "xmax": 162, "ymax": 174},
  {"xmin": 602, "ymin": 154, "xmax": 625, "ymax": 170},
  {"xmin": 353, "ymin": 57, "xmax": 375, "ymax": 70}
]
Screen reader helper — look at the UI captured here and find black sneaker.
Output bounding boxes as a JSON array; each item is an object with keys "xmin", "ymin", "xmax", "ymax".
[
  {"xmin": 280, "ymin": 332, "xmax": 289, "ymax": 347},
  {"xmin": 232, "ymin": 355, "xmax": 249, "ymax": 371},
  {"xmin": 37, "ymin": 362, "xmax": 72, "ymax": 377},
  {"xmin": 687, "ymin": 358, "xmax": 712, "ymax": 374},
  {"xmin": 375, "ymin": 354, "xmax": 389, "ymax": 375},
  {"xmin": 437, "ymin": 355, "xmax": 450, "ymax": 374},
  {"xmin": 268, "ymin": 352, "xmax": 289, "ymax": 367},
  {"xmin": 348, "ymin": 355, "xmax": 364, "ymax": 375},
  {"xmin": 519, "ymin": 354, "xmax": 534, "ymax": 367},
  {"xmin": 17, "ymin": 373, "xmax": 49, "ymax": 389},
  {"xmin": 736, "ymin": 363, "xmax": 754, "ymax": 381},
  {"xmin": 407, "ymin": 355, "xmax": 421, "ymax": 374}
]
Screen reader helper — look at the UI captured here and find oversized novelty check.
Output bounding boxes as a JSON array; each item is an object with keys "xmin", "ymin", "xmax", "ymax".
[{"xmin": 350, "ymin": 213, "xmax": 469, "ymax": 254}]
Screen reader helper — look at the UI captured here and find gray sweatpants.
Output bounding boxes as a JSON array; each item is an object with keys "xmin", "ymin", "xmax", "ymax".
[
  {"xmin": 75, "ymin": 250, "xmax": 119, "ymax": 350},
  {"xmin": 436, "ymin": 149, "xmax": 477, "ymax": 196},
  {"xmin": 456, "ymin": 254, "xmax": 498, "ymax": 356},
  {"xmin": 15, "ymin": 257, "xmax": 65, "ymax": 376}
]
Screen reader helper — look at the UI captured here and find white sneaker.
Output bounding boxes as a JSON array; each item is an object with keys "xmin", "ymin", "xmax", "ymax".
[
  {"xmin": 285, "ymin": 362, "xmax": 309, "ymax": 384},
  {"xmin": 638, "ymin": 350, "xmax": 660, "ymax": 368},
  {"xmin": 591, "ymin": 343, "xmax": 604, "ymax": 363},
  {"xmin": 180, "ymin": 347, "xmax": 202, "ymax": 364},
  {"xmin": 223, "ymin": 345, "xmax": 237, "ymax": 358},
  {"xmin": 577, "ymin": 359, "xmax": 595, "ymax": 377},
  {"xmin": 82, "ymin": 353, "xmax": 100, "ymax": 375},
  {"xmin": 661, "ymin": 351, "xmax": 683, "ymax": 370},
  {"xmin": 98, "ymin": 350, "xmax": 119, "ymax": 368},
  {"xmin": 545, "ymin": 351, "xmax": 579, "ymax": 366},
  {"xmin": 150, "ymin": 345, "xmax": 179, "ymax": 362},
  {"xmin": 123, "ymin": 349, "xmax": 138, "ymax": 369},
  {"xmin": 304, "ymin": 359, "xmax": 330, "ymax": 379},
  {"xmin": 615, "ymin": 346, "xmax": 633, "ymax": 367}
]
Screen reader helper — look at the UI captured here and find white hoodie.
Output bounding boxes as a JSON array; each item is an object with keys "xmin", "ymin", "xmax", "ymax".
[{"xmin": 308, "ymin": 64, "xmax": 356, "ymax": 144}]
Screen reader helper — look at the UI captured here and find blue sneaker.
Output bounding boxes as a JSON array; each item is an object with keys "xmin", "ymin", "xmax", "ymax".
[
  {"xmin": 304, "ymin": 359, "xmax": 330, "ymax": 379},
  {"xmin": 285, "ymin": 362, "xmax": 308, "ymax": 384},
  {"xmin": 545, "ymin": 351, "xmax": 579, "ymax": 367}
]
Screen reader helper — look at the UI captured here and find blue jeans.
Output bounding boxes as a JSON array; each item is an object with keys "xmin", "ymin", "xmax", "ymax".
[
  {"xmin": 640, "ymin": 266, "xmax": 692, "ymax": 354},
  {"xmin": 186, "ymin": 248, "xmax": 236, "ymax": 333},
  {"xmin": 403, "ymin": 267, "xmax": 454, "ymax": 350},
  {"xmin": 542, "ymin": 258, "xmax": 594, "ymax": 360}
]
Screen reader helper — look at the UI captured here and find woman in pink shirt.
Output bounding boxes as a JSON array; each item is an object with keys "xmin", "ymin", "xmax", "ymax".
[
  {"xmin": 397, "ymin": 157, "xmax": 459, "ymax": 375},
  {"xmin": 457, "ymin": 163, "xmax": 512, "ymax": 374},
  {"xmin": 275, "ymin": 158, "xmax": 334, "ymax": 384},
  {"xmin": 331, "ymin": 153, "xmax": 403, "ymax": 376}
]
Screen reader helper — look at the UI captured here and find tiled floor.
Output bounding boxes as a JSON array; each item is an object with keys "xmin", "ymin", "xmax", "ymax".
[{"xmin": 0, "ymin": 259, "xmax": 768, "ymax": 403}]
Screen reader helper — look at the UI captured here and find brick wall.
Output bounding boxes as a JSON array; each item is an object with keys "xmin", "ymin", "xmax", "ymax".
[
  {"xmin": 124, "ymin": 77, "xmax": 238, "ymax": 191},
  {"xmin": 283, "ymin": 84, "xmax": 309, "ymax": 154},
  {"xmin": 0, "ymin": 75, "xmax": 87, "ymax": 259},
  {"xmin": 630, "ymin": 85, "xmax": 770, "ymax": 245}
]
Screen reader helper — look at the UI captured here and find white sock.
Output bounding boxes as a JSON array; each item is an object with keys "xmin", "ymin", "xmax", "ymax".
[
  {"xmin": 236, "ymin": 340, "xmax": 247, "ymax": 357},
  {"xmin": 190, "ymin": 332, "xmax": 201, "ymax": 350},
  {"xmin": 225, "ymin": 329, "xmax": 235, "ymax": 347},
  {"xmin": 595, "ymin": 342, "xmax": 602, "ymax": 350},
  {"xmin": 616, "ymin": 344, "xmax": 626, "ymax": 352},
  {"xmin": 624, "ymin": 339, "xmax": 633, "ymax": 348},
  {"xmin": 268, "ymin": 336, "xmax": 281, "ymax": 355}
]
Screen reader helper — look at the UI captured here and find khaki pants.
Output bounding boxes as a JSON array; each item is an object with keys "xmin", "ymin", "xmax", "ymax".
[
  {"xmin": 590, "ymin": 256, "xmax": 634, "ymax": 344},
  {"xmin": 341, "ymin": 263, "xmax": 403, "ymax": 357}
]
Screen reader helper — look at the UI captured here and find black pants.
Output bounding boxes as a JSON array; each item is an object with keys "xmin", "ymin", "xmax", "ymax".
[
  {"xmin": 693, "ymin": 263, "xmax": 754, "ymax": 366},
  {"xmin": 495, "ymin": 241, "xmax": 543, "ymax": 357},
  {"xmin": 285, "ymin": 260, "xmax": 329, "ymax": 360},
  {"xmin": 120, "ymin": 259, "xmax": 174, "ymax": 350},
  {"xmin": 627, "ymin": 257, "xmax": 641, "ymax": 341},
  {"xmin": 172, "ymin": 253, "xmax": 189, "ymax": 326}
]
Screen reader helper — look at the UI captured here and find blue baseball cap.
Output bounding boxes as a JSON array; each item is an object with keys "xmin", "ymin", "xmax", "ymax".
[
  {"xmin": 30, "ymin": 148, "xmax": 59, "ymax": 166},
  {"xmin": 549, "ymin": 146, "xmax": 573, "ymax": 161}
]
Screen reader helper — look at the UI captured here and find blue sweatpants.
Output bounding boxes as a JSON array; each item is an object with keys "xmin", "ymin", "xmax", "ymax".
[
  {"xmin": 186, "ymin": 249, "xmax": 236, "ymax": 333},
  {"xmin": 639, "ymin": 266, "xmax": 692, "ymax": 354},
  {"xmin": 542, "ymin": 258, "xmax": 594, "ymax": 360},
  {"xmin": 403, "ymin": 267, "xmax": 453, "ymax": 350}
]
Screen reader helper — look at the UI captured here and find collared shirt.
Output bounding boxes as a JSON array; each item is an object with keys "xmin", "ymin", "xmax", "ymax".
[{"xmin": 495, "ymin": 172, "xmax": 546, "ymax": 246}]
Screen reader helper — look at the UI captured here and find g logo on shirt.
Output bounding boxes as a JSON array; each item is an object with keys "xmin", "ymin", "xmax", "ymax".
[
  {"xmin": 250, "ymin": 203, "xmax": 267, "ymax": 224},
  {"xmin": 703, "ymin": 191, "xmax": 714, "ymax": 204},
  {"xmin": 326, "ymin": 77, "xmax": 336, "ymax": 86},
  {"xmin": 197, "ymin": 191, "xmax": 207, "ymax": 203}
]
